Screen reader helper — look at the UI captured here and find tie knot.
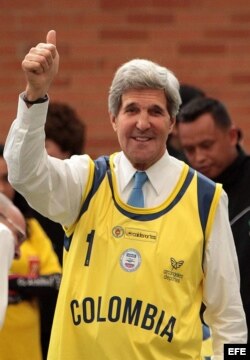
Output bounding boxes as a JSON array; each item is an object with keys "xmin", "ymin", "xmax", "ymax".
[
  {"xmin": 133, "ymin": 171, "xmax": 148, "ymax": 190},
  {"xmin": 127, "ymin": 171, "xmax": 148, "ymax": 207}
]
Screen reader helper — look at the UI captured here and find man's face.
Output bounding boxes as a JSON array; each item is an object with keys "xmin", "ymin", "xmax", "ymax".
[
  {"xmin": 110, "ymin": 89, "xmax": 174, "ymax": 170},
  {"xmin": 178, "ymin": 113, "xmax": 238, "ymax": 179},
  {"xmin": 0, "ymin": 157, "xmax": 15, "ymax": 200}
]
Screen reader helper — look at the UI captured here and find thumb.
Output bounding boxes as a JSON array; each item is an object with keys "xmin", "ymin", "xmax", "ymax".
[{"xmin": 46, "ymin": 30, "xmax": 56, "ymax": 46}]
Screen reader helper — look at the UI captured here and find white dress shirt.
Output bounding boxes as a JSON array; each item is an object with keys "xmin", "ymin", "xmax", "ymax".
[
  {"xmin": 0, "ymin": 223, "xmax": 15, "ymax": 328},
  {"xmin": 3, "ymin": 96, "xmax": 247, "ymax": 358}
]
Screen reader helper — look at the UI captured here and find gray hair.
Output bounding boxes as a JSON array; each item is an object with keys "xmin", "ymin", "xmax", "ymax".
[{"xmin": 108, "ymin": 59, "xmax": 181, "ymax": 118}]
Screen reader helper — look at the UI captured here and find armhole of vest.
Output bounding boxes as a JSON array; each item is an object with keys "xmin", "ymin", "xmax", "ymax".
[
  {"xmin": 204, "ymin": 183, "xmax": 222, "ymax": 240},
  {"xmin": 196, "ymin": 171, "xmax": 218, "ymax": 267},
  {"xmin": 64, "ymin": 155, "xmax": 110, "ymax": 252},
  {"xmin": 78, "ymin": 155, "xmax": 109, "ymax": 217}
]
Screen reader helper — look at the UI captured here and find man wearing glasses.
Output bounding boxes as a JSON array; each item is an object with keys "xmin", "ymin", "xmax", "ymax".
[{"xmin": 0, "ymin": 193, "xmax": 26, "ymax": 328}]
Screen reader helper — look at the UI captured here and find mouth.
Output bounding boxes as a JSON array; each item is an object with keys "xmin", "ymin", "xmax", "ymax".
[
  {"xmin": 132, "ymin": 136, "xmax": 151, "ymax": 142},
  {"xmin": 197, "ymin": 166, "xmax": 211, "ymax": 175}
]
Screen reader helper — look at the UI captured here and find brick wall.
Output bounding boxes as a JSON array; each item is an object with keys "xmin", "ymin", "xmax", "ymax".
[{"xmin": 1, "ymin": 0, "xmax": 250, "ymax": 157}]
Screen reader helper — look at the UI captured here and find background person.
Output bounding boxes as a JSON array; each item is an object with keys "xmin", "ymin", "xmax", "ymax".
[
  {"xmin": 0, "ymin": 145, "xmax": 62, "ymax": 360},
  {"xmin": 167, "ymin": 83, "xmax": 206, "ymax": 161},
  {"xmin": 4, "ymin": 30, "xmax": 247, "ymax": 359},
  {"xmin": 177, "ymin": 96, "xmax": 250, "ymax": 343},
  {"xmin": 45, "ymin": 101, "xmax": 86, "ymax": 160},
  {"xmin": 0, "ymin": 193, "xmax": 26, "ymax": 328}
]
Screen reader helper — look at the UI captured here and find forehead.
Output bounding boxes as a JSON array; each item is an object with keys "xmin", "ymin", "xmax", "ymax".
[
  {"xmin": 179, "ymin": 113, "xmax": 228, "ymax": 144},
  {"xmin": 180, "ymin": 113, "xmax": 219, "ymax": 135},
  {"xmin": 121, "ymin": 89, "xmax": 167, "ymax": 107}
]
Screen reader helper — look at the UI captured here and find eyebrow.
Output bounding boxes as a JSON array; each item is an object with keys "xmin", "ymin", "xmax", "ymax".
[{"xmin": 124, "ymin": 102, "xmax": 165, "ymax": 111}]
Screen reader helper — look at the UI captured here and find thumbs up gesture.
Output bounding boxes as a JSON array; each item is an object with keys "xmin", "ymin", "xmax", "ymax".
[{"xmin": 22, "ymin": 30, "xmax": 59, "ymax": 101}]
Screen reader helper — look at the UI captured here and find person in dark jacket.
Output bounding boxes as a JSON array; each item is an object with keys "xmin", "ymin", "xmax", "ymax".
[{"xmin": 177, "ymin": 96, "xmax": 250, "ymax": 343}]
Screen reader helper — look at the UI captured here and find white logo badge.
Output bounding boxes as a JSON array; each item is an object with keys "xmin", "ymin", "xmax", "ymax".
[{"xmin": 120, "ymin": 248, "xmax": 141, "ymax": 272}]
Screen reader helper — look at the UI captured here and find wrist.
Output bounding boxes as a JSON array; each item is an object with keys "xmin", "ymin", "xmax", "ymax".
[{"xmin": 23, "ymin": 94, "xmax": 48, "ymax": 105}]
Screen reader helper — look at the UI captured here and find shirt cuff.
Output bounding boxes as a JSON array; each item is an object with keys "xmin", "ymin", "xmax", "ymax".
[{"xmin": 17, "ymin": 92, "xmax": 49, "ymax": 130}]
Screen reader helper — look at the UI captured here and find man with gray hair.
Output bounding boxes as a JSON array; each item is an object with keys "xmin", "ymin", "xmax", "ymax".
[
  {"xmin": 0, "ymin": 193, "xmax": 26, "ymax": 328},
  {"xmin": 4, "ymin": 30, "xmax": 247, "ymax": 359}
]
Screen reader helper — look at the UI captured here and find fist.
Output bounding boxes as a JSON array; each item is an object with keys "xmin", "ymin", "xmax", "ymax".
[{"xmin": 22, "ymin": 30, "xmax": 59, "ymax": 99}]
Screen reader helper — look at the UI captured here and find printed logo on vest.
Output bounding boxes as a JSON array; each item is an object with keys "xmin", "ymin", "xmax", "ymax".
[
  {"xmin": 112, "ymin": 226, "xmax": 124, "ymax": 238},
  {"xmin": 120, "ymin": 248, "xmax": 141, "ymax": 272},
  {"xmin": 163, "ymin": 257, "xmax": 184, "ymax": 283},
  {"xmin": 124, "ymin": 227, "xmax": 157, "ymax": 242},
  {"xmin": 112, "ymin": 226, "xmax": 157, "ymax": 242},
  {"xmin": 170, "ymin": 257, "xmax": 184, "ymax": 270}
]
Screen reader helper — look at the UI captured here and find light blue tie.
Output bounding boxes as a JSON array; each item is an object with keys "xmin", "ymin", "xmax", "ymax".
[{"xmin": 127, "ymin": 171, "xmax": 148, "ymax": 207}]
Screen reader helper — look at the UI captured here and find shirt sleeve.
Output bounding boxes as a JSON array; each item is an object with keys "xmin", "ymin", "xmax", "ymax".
[
  {"xmin": 203, "ymin": 190, "xmax": 247, "ymax": 357},
  {"xmin": 0, "ymin": 227, "xmax": 15, "ymax": 328},
  {"xmin": 4, "ymin": 94, "xmax": 90, "ymax": 227}
]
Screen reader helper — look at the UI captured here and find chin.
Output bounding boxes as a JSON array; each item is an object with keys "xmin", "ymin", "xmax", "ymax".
[
  {"xmin": 204, "ymin": 171, "xmax": 216, "ymax": 179},
  {"xmin": 129, "ymin": 156, "xmax": 147, "ymax": 170}
]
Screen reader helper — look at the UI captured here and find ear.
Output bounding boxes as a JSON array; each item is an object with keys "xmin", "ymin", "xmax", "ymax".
[
  {"xmin": 109, "ymin": 112, "xmax": 117, "ymax": 132},
  {"xmin": 168, "ymin": 118, "xmax": 176, "ymax": 134},
  {"xmin": 229, "ymin": 126, "xmax": 239, "ymax": 145}
]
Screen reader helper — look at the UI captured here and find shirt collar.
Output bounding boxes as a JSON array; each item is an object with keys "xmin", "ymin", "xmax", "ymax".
[{"xmin": 114, "ymin": 150, "xmax": 179, "ymax": 196}]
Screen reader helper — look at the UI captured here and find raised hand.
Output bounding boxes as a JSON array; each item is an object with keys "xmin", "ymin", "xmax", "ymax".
[{"xmin": 22, "ymin": 30, "xmax": 59, "ymax": 100}]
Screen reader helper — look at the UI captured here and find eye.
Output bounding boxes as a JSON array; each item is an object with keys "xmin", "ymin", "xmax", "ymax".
[
  {"xmin": 202, "ymin": 142, "xmax": 213, "ymax": 150},
  {"xmin": 149, "ymin": 106, "xmax": 164, "ymax": 116},
  {"xmin": 125, "ymin": 105, "xmax": 138, "ymax": 114},
  {"xmin": 184, "ymin": 146, "xmax": 194, "ymax": 154}
]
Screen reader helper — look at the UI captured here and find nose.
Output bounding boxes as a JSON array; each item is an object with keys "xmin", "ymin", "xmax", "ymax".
[
  {"xmin": 136, "ymin": 113, "xmax": 151, "ymax": 131},
  {"xmin": 193, "ymin": 148, "xmax": 207, "ymax": 164}
]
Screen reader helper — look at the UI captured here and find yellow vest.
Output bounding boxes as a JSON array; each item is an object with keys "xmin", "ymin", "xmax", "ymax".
[{"xmin": 49, "ymin": 154, "xmax": 222, "ymax": 360}]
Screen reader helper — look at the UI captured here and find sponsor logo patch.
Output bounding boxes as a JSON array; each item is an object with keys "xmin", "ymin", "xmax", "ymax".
[
  {"xmin": 163, "ymin": 258, "xmax": 184, "ymax": 283},
  {"xmin": 112, "ymin": 226, "xmax": 124, "ymax": 238},
  {"xmin": 125, "ymin": 227, "xmax": 157, "ymax": 242},
  {"xmin": 120, "ymin": 248, "xmax": 141, "ymax": 272}
]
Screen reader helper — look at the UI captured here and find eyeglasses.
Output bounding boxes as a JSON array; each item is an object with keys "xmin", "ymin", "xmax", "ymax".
[{"xmin": 0, "ymin": 212, "xmax": 26, "ymax": 244}]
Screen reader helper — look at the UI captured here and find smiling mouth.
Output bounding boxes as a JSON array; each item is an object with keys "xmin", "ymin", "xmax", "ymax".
[{"xmin": 133, "ymin": 136, "xmax": 151, "ymax": 142}]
